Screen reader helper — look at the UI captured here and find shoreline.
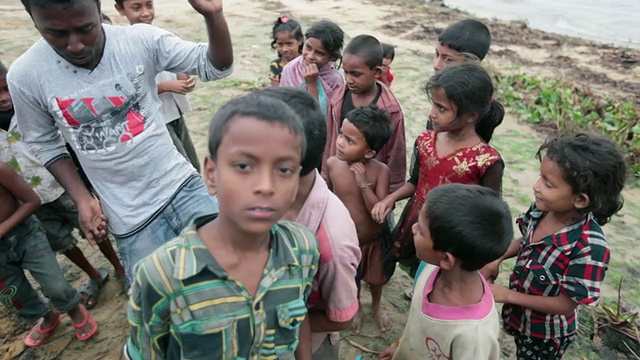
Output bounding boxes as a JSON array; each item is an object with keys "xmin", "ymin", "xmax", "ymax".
[
  {"xmin": 383, "ymin": 0, "xmax": 639, "ymax": 101},
  {"xmin": 442, "ymin": 0, "xmax": 640, "ymax": 50}
]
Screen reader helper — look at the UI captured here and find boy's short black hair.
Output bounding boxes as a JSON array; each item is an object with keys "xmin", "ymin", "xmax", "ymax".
[
  {"xmin": 438, "ymin": 19, "xmax": 491, "ymax": 61},
  {"xmin": 0, "ymin": 60, "xmax": 7, "ymax": 76},
  {"xmin": 343, "ymin": 34, "xmax": 383, "ymax": 69},
  {"xmin": 344, "ymin": 105, "xmax": 391, "ymax": 153},
  {"xmin": 536, "ymin": 133, "xmax": 627, "ymax": 225},
  {"xmin": 208, "ymin": 95, "xmax": 306, "ymax": 161},
  {"xmin": 21, "ymin": 0, "xmax": 100, "ymax": 14},
  {"xmin": 259, "ymin": 87, "xmax": 326, "ymax": 176},
  {"xmin": 381, "ymin": 43, "xmax": 395, "ymax": 60},
  {"xmin": 426, "ymin": 184, "xmax": 512, "ymax": 272},
  {"xmin": 114, "ymin": 0, "xmax": 124, "ymax": 5}
]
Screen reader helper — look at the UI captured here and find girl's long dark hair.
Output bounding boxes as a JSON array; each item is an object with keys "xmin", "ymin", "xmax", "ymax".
[
  {"xmin": 425, "ymin": 63, "xmax": 504, "ymax": 143},
  {"xmin": 305, "ymin": 19, "xmax": 345, "ymax": 68}
]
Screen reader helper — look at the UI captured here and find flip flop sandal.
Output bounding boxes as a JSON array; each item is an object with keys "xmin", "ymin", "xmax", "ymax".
[
  {"xmin": 24, "ymin": 314, "xmax": 62, "ymax": 347},
  {"xmin": 79, "ymin": 268, "xmax": 109, "ymax": 309},
  {"xmin": 71, "ymin": 304, "xmax": 98, "ymax": 341}
]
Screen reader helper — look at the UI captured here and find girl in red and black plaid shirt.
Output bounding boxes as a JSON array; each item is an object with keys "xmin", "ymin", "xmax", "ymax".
[{"xmin": 488, "ymin": 133, "xmax": 627, "ymax": 359}]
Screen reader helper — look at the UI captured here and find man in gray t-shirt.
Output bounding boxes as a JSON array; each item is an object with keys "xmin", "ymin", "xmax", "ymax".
[{"xmin": 8, "ymin": 0, "xmax": 233, "ymax": 285}]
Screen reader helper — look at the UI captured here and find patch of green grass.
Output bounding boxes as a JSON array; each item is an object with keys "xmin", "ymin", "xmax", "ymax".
[
  {"xmin": 209, "ymin": 78, "xmax": 265, "ymax": 91},
  {"xmin": 491, "ymin": 71, "xmax": 640, "ymax": 180}
]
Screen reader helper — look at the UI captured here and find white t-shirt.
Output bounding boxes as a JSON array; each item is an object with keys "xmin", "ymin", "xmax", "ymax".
[
  {"xmin": 393, "ymin": 265, "xmax": 501, "ymax": 360},
  {"xmin": 156, "ymin": 71, "xmax": 193, "ymax": 124},
  {"xmin": 8, "ymin": 24, "xmax": 231, "ymax": 235}
]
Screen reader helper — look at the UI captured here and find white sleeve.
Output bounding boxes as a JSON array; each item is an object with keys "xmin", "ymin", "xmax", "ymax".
[{"xmin": 136, "ymin": 24, "xmax": 232, "ymax": 82}]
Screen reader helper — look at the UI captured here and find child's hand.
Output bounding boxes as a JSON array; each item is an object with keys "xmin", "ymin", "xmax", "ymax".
[
  {"xmin": 371, "ymin": 197, "xmax": 394, "ymax": 224},
  {"xmin": 188, "ymin": 0, "xmax": 223, "ymax": 15},
  {"xmin": 379, "ymin": 346, "xmax": 397, "ymax": 360},
  {"xmin": 349, "ymin": 163, "xmax": 368, "ymax": 186},
  {"xmin": 165, "ymin": 78, "xmax": 197, "ymax": 95},
  {"xmin": 381, "ymin": 64, "xmax": 389, "ymax": 77},
  {"xmin": 489, "ymin": 283, "xmax": 512, "ymax": 303},
  {"xmin": 303, "ymin": 64, "xmax": 319, "ymax": 85},
  {"xmin": 479, "ymin": 258, "xmax": 502, "ymax": 283},
  {"xmin": 184, "ymin": 77, "xmax": 197, "ymax": 92}
]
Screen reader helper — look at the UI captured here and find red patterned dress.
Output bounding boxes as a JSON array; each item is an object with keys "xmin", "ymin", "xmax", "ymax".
[{"xmin": 390, "ymin": 130, "xmax": 503, "ymax": 270}]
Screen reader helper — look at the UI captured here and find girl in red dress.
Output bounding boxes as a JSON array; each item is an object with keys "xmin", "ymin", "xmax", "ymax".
[{"xmin": 372, "ymin": 63, "xmax": 505, "ymax": 281}]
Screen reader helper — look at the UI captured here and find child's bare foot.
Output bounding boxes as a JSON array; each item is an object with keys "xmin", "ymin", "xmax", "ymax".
[
  {"xmin": 350, "ymin": 309, "xmax": 363, "ymax": 334},
  {"xmin": 372, "ymin": 306, "xmax": 392, "ymax": 332}
]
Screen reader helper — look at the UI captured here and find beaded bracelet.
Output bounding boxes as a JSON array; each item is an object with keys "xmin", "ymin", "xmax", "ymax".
[{"xmin": 359, "ymin": 182, "xmax": 373, "ymax": 189}]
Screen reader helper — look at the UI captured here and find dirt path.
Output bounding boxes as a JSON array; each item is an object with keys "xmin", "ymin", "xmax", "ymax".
[{"xmin": 0, "ymin": 0, "xmax": 638, "ymax": 359}]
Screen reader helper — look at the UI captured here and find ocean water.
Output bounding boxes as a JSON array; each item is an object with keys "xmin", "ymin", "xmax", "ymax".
[{"xmin": 443, "ymin": 0, "xmax": 640, "ymax": 49}]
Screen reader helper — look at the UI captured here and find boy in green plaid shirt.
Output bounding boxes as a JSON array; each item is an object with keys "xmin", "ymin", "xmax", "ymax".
[{"xmin": 126, "ymin": 94, "xmax": 320, "ymax": 360}]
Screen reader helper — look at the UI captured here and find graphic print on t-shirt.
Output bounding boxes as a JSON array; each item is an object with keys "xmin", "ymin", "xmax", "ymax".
[
  {"xmin": 54, "ymin": 65, "xmax": 153, "ymax": 154},
  {"xmin": 425, "ymin": 337, "xmax": 450, "ymax": 360}
]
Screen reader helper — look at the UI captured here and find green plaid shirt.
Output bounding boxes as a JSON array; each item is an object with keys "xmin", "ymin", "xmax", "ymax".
[{"xmin": 126, "ymin": 215, "xmax": 319, "ymax": 360}]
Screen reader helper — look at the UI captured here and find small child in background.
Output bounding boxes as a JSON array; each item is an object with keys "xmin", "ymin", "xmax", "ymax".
[
  {"xmin": 372, "ymin": 63, "xmax": 505, "ymax": 286},
  {"xmin": 322, "ymin": 35, "xmax": 406, "ymax": 192},
  {"xmin": 325, "ymin": 105, "xmax": 394, "ymax": 333},
  {"xmin": 269, "ymin": 15, "xmax": 304, "ymax": 87},
  {"xmin": 116, "ymin": 0, "xmax": 201, "ymax": 172},
  {"xmin": 126, "ymin": 95, "xmax": 320, "ymax": 359},
  {"xmin": 490, "ymin": 134, "xmax": 627, "ymax": 359},
  {"xmin": 379, "ymin": 184, "xmax": 513, "ymax": 360},
  {"xmin": 376, "ymin": 43, "xmax": 395, "ymax": 87},
  {"xmin": 0, "ymin": 162, "xmax": 98, "ymax": 347},
  {"xmin": 280, "ymin": 19, "xmax": 344, "ymax": 114},
  {"xmin": 433, "ymin": 19, "xmax": 490, "ymax": 72}
]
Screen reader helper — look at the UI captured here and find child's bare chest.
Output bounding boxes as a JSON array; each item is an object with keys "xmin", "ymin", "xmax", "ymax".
[{"xmin": 332, "ymin": 163, "xmax": 378, "ymax": 195}]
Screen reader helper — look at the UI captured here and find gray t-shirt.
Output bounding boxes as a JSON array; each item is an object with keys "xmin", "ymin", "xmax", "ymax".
[{"xmin": 7, "ymin": 24, "xmax": 232, "ymax": 235}]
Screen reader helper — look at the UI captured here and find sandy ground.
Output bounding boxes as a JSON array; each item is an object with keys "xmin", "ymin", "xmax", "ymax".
[{"xmin": 0, "ymin": 0, "xmax": 639, "ymax": 359}]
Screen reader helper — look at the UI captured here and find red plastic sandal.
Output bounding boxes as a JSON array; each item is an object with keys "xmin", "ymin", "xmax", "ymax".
[
  {"xmin": 24, "ymin": 314, "xmax": 62, "ymax": 347},
  {"xmin": 71, "ymin": 304, "xmax": 98, "ymax": 341}
]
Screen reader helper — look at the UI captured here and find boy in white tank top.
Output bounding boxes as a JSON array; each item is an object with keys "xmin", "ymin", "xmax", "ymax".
[{"xmin": 379, "ymin": 184, "xmax": 513, "ymax": 360}]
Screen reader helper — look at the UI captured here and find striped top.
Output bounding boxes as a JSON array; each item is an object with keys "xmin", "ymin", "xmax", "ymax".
[{"xmin": 126, "ymin": 215, "xmax": 319, "ymax": 360}]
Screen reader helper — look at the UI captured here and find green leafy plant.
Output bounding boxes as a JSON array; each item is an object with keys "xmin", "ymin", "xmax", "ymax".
[
  {"xmin": 492, "ymin": 71, "xmax": 639, "ymax": 180},
  {"xmin": 592, "ymin": 278, "xmax": 640, "ymax": 358}
]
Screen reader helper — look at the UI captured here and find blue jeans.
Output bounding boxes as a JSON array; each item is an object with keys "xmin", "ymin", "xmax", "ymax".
[
  {"xmin": 0, "ymin": 216, "xmax": 81, "ymax": 322},
  {"xmin": 114, "ymin": 176, "xmax": 218, "ymax": 287}
]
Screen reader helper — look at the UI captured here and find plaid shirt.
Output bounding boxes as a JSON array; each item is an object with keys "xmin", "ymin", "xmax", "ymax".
[
  {"xmin": 502, "ymin": 204, "xmax": 610, "ymax": 339},
  {"xmin": 126, "ymin": 215, "xmax": 319, "ymax": 360}
]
